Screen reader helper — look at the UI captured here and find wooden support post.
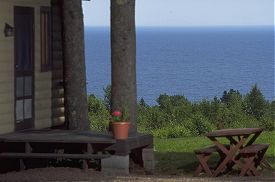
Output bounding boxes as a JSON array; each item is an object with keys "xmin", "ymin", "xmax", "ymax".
[
  {"xmin": 82, "ymin": 143, "xmax": 93, "ymax": 172},
  {"xmin": 20, "ymin": 142, "xmax": 32, "ymax": 170},
  {"xmin": 19, "ymin": 159, "xmax": 26, "ymax": 171},
  {"xmin": 82, "ymin": 159, "xmax": 88, "ymax": 172},
  {"xmin": 25, "ymin": 142, "xmax": 32, "ymax": 153},
  {"xmin": 87, "ymin": 143, "xmax": 93, "ymax": 154}
]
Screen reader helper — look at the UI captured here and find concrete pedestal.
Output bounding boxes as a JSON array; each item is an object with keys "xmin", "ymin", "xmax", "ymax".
[
  {"xmin": 142, "ymin": 148, "xmax": 155, "ymax": 174},
  {"xmin": 101, "ymin": 155, "xmax": 129, "ymax": 175}
]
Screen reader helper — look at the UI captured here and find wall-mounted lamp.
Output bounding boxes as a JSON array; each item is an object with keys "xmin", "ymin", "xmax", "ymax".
[{"xmin": 4, "ymin": 23, "xmax": 14, "ymax": 37}]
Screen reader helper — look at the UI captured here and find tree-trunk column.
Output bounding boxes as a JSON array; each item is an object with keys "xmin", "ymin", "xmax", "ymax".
[
  {"xmin": 111, "ymin": 0, "xmax": 137, "ymax": 134},
  {"xmin": 62, "ymin": 0, "xmax": 89, "ymax": 130}
]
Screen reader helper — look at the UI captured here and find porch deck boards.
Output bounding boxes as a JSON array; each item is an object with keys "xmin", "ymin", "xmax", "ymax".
[
  {"xmin": 0, "ymin": 129, "xmax": 153, "ymax": 154},
  {"xmin": 0, "ymin": 129, "xmax": 153, "ymax": 172},
  {"xmin": 0, "ymin": 129, "xmax": 116, "ymax": 144}
]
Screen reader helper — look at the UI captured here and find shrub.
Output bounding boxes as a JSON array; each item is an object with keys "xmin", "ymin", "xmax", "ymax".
[
  {"xmin": 88, "ymin": 94, "xmax": 110, "ymax": 132},
  {"xmin": 190, "ymin": 113, "xmax": 216, "ymax": 135},
  {"xmin": 152, "ymin": 125, "xmax": 192, "ymax": 138},
  {"xmin": 226, "ymin": 115, "xmax": 260, "ymax": 129},
  {"xmin": 88, "ymin": 85, "xmax": 272, "ymax": 138},
  {"xmin": 146, "ymin": 107, "xmax": 170, "ymax": 129},
  {"xmin": 103, "ymin": 85, "xmax": 111, "ymax": 110},
  {"xmin": 260, "ymin": 115, "xmax": 274, "ymax": 131},
  {"xmin": 89, "ymin": 113, "xmax": 109, "ymax": 132}
]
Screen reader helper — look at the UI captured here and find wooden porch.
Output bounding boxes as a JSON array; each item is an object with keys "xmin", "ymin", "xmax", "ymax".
[
  {"xmin": 0, "ymin": 129, "xmax": 153, "ymax": 172},
  {"xmin": 0, "ymin": 129, "xmax": 115, "ymax": 144}
]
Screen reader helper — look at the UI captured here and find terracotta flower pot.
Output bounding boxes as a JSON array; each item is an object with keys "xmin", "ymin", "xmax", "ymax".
[{"xmin": 111, "ymin": 122, "xmax": 130, "ymax": 140}]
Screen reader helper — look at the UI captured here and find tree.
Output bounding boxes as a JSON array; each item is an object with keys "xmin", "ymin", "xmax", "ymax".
[
  {"xmin": 156, "ymin": 94, "xmax": 170, "ymax": 110},
  {"xmin": 245, "ymin": 84, "xmax": 268, "ymax": 120},
  {"xmin": 62, "ymin": 0, "xmax": 89, "ymax": 130},
  {"xmin": 111, "ymin": 0, "xmax": 137, "ymax": 134},
  {"xmin": 221, "ymin": 89, "xmax": 241, "ymax": 105},
  {"xmin": 157, "ymin": 94, "xmax": 189, "ymax": 109},
  {"xmin": 271, "ymin": 101, "xmax": 275, "ymax": 120},
  {"xmin": 103, "ymin": 85, "xmax": 111, "ymax": 110},
  {"xmin": 209, "ymin": 97, "xmax": 221, "ymax": 127},
  {"xmin": 139, "ymin": 97, "xmax": 147, "ymax": 107}
]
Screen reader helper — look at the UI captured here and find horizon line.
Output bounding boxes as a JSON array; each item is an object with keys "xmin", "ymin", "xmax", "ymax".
[{"xmin": 85, "ymin": 25, "xmax": 274, "ymax": 28}]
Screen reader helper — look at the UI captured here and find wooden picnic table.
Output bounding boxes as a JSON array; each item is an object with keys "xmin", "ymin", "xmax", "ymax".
[{"xmin": 195, "ymin": 128, "xmax": 269, "ymax": 177}]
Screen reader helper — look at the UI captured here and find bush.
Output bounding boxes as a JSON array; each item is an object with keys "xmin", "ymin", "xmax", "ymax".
[
  {"xmin": 139, "ymin": 106, "xmax": 171, "ymax": 131},
  {"xmin": 103, "ymin": 85, "xmax": 111, "ymax": 110},
  {"xmin": 88, "ymin": 113, "xmax": 109, "ymax": 132},
  {"xmin": 226, "ymin": 115, "xmax": 260, "ymax": 129},
  {"xmin": 152, "ymin": 125, "xmax": 192, "ymax": 138},
  {"xmin": 260, "ymin": 115, "xmax": 274, "ymax": 131},
  {"xmin": 190, "ymin": 113, "xmax": 216, "ymax": 135},
  {"xmin": 88, "ymin": 85, "xmax": 272, "ymax": 138},
  {"xmin": 88, "ymin": 94, "xmax": 110, "ymax": 132}
]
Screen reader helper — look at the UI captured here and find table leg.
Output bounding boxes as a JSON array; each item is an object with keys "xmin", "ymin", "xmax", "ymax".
[
  {"xmin": 226, "ymin": 136, "xmax": 237, "ymax": 145},
  {"xmin": 211, "ymin": 136, "xmax": 248, "ymax": 177},
  {"xmin": 260, "ymin": 159, "xmax": 273, "ymax": 170},
  {"xmin": 224, "ymin": 136, "xmax": 241, "ymax": 172},
  {"xmin": 194, "ymin": 154, "xmax": 212, "ymax": 177},
  {"xmin": 240, "ymin": 156, "xmax": 254, "ymax": 176},
  {"xmin": 240, "ymin": 155, "xmax": 260, "ymax": 176},
  {"xmin": 254, "ymin": 150, "xmax": 265, "ymax": 168},
  {"xmin": 245, "ymin": 132, "xmax": 262, "ymax": 147},
  {"xmin": 196, "ymin": 154, "xmax": 213, "ymax": 177}
]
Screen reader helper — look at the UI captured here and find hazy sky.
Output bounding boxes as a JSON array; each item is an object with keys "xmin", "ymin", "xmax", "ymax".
[{"xmin": 83, "ymin": 0, "xmax": 274, "ymax": 27}]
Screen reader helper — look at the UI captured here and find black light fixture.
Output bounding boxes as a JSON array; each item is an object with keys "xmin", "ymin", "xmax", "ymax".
[{"xmin": 4, "ymin": 23, "xmax": 14, "ymax": 37}]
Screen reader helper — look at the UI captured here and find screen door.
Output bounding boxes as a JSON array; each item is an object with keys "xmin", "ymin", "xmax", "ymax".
[{"xmin": 14, "ymin": 6, "xmax": 34, "ymax": 131}]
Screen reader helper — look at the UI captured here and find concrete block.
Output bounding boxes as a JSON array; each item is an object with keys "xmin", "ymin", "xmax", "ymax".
[
  {"xmin": 144, "ymin": 160, "xmax": 155, "ymax": 170},
  {"xmin": 142, "ymin": 148, "xmax": 154, "ymax": 161},
  {"xmin": 101, "ymin": 155, "xmax": 129, "ymax": 175},
  {"xmin": 142, "ymin": 148, "xmax": 155, "ymax": 173}
]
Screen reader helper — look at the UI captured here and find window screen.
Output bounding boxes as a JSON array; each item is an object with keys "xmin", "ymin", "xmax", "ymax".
[{"xmin": 40, "ymin": 7, "xmax": 52, "ymax": 72}]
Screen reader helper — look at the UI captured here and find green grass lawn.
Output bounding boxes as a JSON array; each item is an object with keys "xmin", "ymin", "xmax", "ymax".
[{"xmin": 154, "ymin": 131, "xmax": 275, "ymax": 176}]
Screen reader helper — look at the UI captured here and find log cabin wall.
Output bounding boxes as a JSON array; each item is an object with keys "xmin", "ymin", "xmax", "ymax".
[
  {"xmin": 33, "ymin": 0, "xmax": 52, "ymax": 129},
  {"xmin": 51, "ymin": 0, "xmax": 65, "ymax": 127},
  {"xmin": 0, "ymin": 0, "xmax": 53, "ymax": 134},
  {"xmin": 0, "ymin": 0, "xmax": 14, "ymax": 134}
]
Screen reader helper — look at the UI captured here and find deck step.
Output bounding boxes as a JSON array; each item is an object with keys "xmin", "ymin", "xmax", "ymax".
[{"xmin": 0, "ymin": 153, "xmax": 111, "ymax": 159}]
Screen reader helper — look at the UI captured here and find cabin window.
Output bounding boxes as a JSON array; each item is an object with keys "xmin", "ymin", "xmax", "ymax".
[{"xmin": 40, "ymin": 7, "xmax": 52, "ymax": 72}]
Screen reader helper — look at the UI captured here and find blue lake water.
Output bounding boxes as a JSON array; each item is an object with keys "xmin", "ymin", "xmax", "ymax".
[{"xmin": 85, "ymin": 26, "xmax": 274, "ymax": 105}]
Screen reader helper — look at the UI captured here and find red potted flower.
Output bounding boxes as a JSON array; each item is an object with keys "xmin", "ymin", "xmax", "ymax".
[{"xmin": 111, "ymin": 110, "xmax": 130, "ymax": 140}]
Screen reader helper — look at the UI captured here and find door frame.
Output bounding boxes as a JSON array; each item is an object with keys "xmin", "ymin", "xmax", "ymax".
[{"xmin": 14, "ymin": 6, "xmax": 35, "ymax": 131}]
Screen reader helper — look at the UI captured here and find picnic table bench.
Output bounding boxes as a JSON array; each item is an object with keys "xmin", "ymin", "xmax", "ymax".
[
  {"xmin": 194, "ymin": 145, "xmax": 230, "ymax": 155},
  {"xmin": 194, "ymin": 145, "xmax": 230, "ymax": 177},
  {"xmin": 239, "ymin": 144, "xmax": 269, "ymax": 176},
  {"xmin": 194, "ymin": 128, "xmax": 270, "ymax": 177}
]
